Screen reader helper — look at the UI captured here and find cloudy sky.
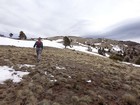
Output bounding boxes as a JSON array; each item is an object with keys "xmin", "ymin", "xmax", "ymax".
[{"xmin": 0, "ymin": 0, "xmax": 140, "ymax": 39}]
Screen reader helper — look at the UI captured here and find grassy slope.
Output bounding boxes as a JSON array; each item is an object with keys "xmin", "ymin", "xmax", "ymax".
[{"xmin": 0, "ymin": 45, "xmax": 140, "ymax": 105}]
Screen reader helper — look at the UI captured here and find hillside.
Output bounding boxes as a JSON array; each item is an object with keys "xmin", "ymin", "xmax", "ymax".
[
  {"xmin": 48, "ymin": 36, "xmax": 140, "ymax": 65},
  {"xmin": 0, "ymin": 45, "xmax": 140, "ymax": 105}
]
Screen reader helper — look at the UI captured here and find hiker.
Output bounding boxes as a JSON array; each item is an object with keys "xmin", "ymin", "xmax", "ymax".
[{"xmin": 33, "ymin": 37, "xmax": 43, "ymax": 62}]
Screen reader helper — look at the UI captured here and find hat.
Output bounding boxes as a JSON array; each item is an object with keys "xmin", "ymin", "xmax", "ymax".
[{"xmin": 38, "ymin": 37, "xmax": 41, "ymax": 40}]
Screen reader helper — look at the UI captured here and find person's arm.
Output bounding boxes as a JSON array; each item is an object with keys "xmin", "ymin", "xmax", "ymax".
[
  {"xmin": 33, "ymin": 42, "xmax": 37, "ymax": 48},
  {"xmin": 41, "ymin": 42, "xmax": 43, "ymax": 49}
]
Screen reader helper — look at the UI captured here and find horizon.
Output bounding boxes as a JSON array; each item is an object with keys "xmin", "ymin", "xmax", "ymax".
[{"xmin": 0, "ymin": 34, "xmax": 140, "ymax": 44}]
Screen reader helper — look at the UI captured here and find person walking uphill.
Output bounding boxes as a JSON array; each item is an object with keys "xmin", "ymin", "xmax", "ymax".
[{"xmin": 33, "ymin": 37, "xmax": 43, "ymax": 62}]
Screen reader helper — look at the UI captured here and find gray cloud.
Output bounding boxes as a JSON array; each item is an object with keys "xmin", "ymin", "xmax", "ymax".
[
  {"xmin": 0, "ymin": 0, "xmax": 140, "ymax": 39},
  {"xmin": 93, "ymin": 20, "xmax": 140, "ymax": 41}
]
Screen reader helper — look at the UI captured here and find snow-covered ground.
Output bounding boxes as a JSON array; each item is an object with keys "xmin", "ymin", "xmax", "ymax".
[
  {"xmin": 0, "ymin": 37, "xmax": 101, "ymax": 56},
  {"xmin": 0, "ymin": 66, "xmax": 29, "ymax": 84},
  {"xmin": 0, "ymin": 37, "xmax": 64, "ymax": 48},
  {"xmin": 94, "ymin": 43, "xmax": 101, "ymax": 45},
  {"xmin": 112, "ymin": 45, "xmax": 122, "ymax": 51},
  {"xmin": 121, "ymin": 62, "xmax": 140, "ymax": 68}
]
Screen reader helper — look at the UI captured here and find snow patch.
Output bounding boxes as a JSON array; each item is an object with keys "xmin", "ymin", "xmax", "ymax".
[
  {"xmin": 50, "ymin": 79, "xmax": 57, "ymax": 82},
  {"xmin": 45, "ymin": 71, "xmax": 47, "ymax": 75},
  {"xmin": 94, "ymin": 43, "xmax": 101, "ymax": 45},
  {"xmin": 48, "ymin": 74, "xmax": 55, "ymax": 78},
  {"xmin": 123, "ymin": 44, "xmax": 128, "ymax": 47},
  {"xmin": 0, "ymin": 66, "xmax": 29, "ymax": 84},
  {"xmin": 68, "ymin": 76, "xmax": 71, "ymax": 78},
  {"xmin": 112, "ymin": 45, "xmax": 122, "ymax": 52},
  {"xmin": 122, "ymin": 62, "xmax": 140, "ymax": 68},
  {"xmin": 105, "ymin": 53, "xmax": 110, "ymax": 57},
  {"xmin": 56, "ymin": 66, "xmax": 66, "ymax": 70},
  {"xmin": 78, "ymin": 43, "xmax": 88, "ymax": 47},
  {"xmin": 53, "ymin": 39, "xmax": 63, "ymax": 43},
  {"xmin": 87, "ymin": 80, "xmax": 92, "ymax": 83},
  {"xmin": 18, "ymin": 64, "xmax": 35, "ymax": 68}
]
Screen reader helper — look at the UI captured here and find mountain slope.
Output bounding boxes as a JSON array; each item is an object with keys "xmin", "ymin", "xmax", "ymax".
[{"xmin": 0, "ymin": 45, "xmax": 140, "ymax": 105}]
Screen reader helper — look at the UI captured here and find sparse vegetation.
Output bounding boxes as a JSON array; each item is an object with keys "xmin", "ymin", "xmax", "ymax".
[
  {"xmin": 124, "ymin": 56, "xmax": 130, "ymax": 62},
  {"xmin": 109, "ymin": 54, "xmax": 123, "ymax": 61},
  {"xmin": 0, "ymin": 45, "xmax": 140, "ymax": 105},
  {"xmin": 87, "ymin": 46, "xmax": 92, "ymax": 52},
  {"xmin": 135, "ymin": 57, "xmax": 140, "ymax": 65},
  {"xmin": 98, "ymin": 48, "xmax": 105, "ymax": 56},
  {"xmin": 122, "ymin": 93, "xmax": 137, "ymax": 105}
]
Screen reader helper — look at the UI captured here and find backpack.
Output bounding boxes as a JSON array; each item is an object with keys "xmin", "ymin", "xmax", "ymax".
[{"xmin": 36, "ymin": 41, "xmax": 42, "ymax": 48}]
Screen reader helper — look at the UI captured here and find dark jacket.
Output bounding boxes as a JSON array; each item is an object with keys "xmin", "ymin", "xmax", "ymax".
[{"xmin": 34, "ymin": 41, "xmax": 43, "ymax": 49}]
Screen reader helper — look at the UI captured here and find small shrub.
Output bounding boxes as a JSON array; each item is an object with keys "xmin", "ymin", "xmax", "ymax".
[
  {"xmin": 86, "ymin": 90, "xmax": 96, "ymax": 97},
  {"xmin": 97, "ymin": 95, "xmax": 105, "ymax": 105},
  {"xmin": 124, "ymin": 56, "xmax": 130, "ymax": 62},
  {"xmin": 122, "ymin": 93, "xmax": 137, "ymax": 105},
  {"xmin": 79, "ymin": 95, "xmax": 92, "ymax": 103},
  {"xmin": 27, "ymin": 95, "xmax": 37, "ymax": 104},
  {"xmin": 13, "ymin": 65, "xmax": 20, "ymax": 71},
  {"xmin": 35, "ymin": 85, "xmax": 44, "ymax": 94},
  {"xmin": 37, "ymin": 99, "xmax": 50, "ymax": 105},
  {"xmin": 135, "ymin": 57, "xmax": 140, "ymax": 65},
  {"xmin": 46, "ymin": 88, "xmax": 53, "ymax": 95},
  {"xmin": 122, "ymin": 84, "xmax": 131, "ymax": 91},
  {"xmin": 98, "ymin": 48, "xmax": 105, "ymax": 56},
  {"xmin": 109, "ymin": 54, "xmax": 123, "ymax": 61},
  {"xmin": 32, "ymin": 73, "xmax": 40, "ymax": 80},
  {"xmin": 91, "ymin": 44, "xmax": 95, "ymax": 48},
  {"xmin": 87, "ymin": 46, "xmax": 92, "ymax": 52},
  {"xmin": 52, "ymin": 102, "xmax": 60, "ymax": 105},
  {"xmin": 28, "ymin": 82, "xmax": 35, "ymax": 91},
  {"xmin": 129, "ymin": 54, "xmax": 133, "ymax": 59},
  {"xmin": 4, "ymin": 79, "xmax": 13, "ymax": 84},
  {"xmin": 71, "ymin": 96, "xmax": 79, "ymax": 104},
  {"xmin": 78, "ymin": 102, "xmax": 88, "ymax": 105}
]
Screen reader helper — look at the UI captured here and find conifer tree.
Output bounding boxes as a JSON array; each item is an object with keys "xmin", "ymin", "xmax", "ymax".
[
  {"xmin": 63, "ymin": 36, "xmax": 71, "ymax": 48},
  {"xmin": 19, "ymin": 31, "xmax": 27, "ymax": 40},
  {"xmin": 9, "ymin": 33, "xmax": 13, "ymax": 38}
]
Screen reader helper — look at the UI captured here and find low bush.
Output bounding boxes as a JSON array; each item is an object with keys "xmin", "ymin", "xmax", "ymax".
[
  {"xmin": 109, "ymin": 54, "xmax": 123, "ymax": 61},
  {"xmin": 122, "ymin": 93, "xmax": 137, "ymax": 105},
  {"xmin": 124, "ymin": 56, "xmax": 130, "ymax": 62},
  {"xmin": 135, "ymin": 57, "xmax": 140, "ymax": 65}
]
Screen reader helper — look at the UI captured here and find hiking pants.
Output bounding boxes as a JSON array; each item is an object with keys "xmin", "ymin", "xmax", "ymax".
[{"xmin": 36, "ymin": 48, "xmax": 42, "ymax": 61}]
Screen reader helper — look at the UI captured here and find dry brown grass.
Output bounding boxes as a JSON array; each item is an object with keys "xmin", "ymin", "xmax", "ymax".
[
  {"xmin": 122, "ymin": 93, "xmax": 137, "ymax": 105},
  {"xmin": 0, "ymin": 45, "xmax": 140, "ymax": 105}
]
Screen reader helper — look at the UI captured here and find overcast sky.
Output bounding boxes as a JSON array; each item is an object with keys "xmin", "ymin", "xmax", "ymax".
[{"xmin": 0, "ymin": 0, "xmax": 140, "ymax": 38}]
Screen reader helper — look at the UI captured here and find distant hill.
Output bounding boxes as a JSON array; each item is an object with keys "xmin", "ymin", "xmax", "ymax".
[{"xmin": 48, "ymin": 36, "xmax": 140, "ymax": 64}]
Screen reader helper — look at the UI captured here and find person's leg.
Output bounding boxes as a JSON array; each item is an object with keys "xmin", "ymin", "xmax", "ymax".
[
  {"xmin": 36, "ymin": 48, "xmax": 40, "ymax": 62},
  {"xmin": 37, "ymin": 48, "xmax": 42, "ymax": 62}
]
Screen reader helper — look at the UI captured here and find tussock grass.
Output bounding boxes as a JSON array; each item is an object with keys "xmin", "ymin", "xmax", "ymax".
[
  {"xmin": 0, "ymin": 45, "xmax": 140, "ymax": 105},
  {"xmin": 122, "ymin": 93, "xmax": 137, "ymax": 105}
]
